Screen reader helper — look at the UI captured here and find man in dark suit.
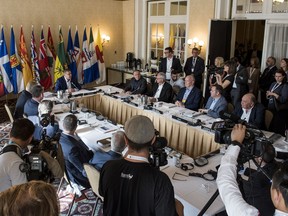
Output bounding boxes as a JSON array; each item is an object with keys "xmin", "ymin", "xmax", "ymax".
[
  {"xmin": 175, "ymin": 75, "xmax": 201, "ymax": 111},
  {"xmin": 230, "ymin": 57, "xmax": 249, "ymax": 107},
  {"xmin": 199, "ymin": 84, "xmax": 227, "ymax": 118},
  {"xmin": 149, "ymin": 72, "xmax": 173, "ymax": 103},
  {"xmin": 59, "ymin": 114, "xmax": 93, "ymax": 188},
  {"xmin": 259, "ymin": 57, "xmax": 278, "ymax": 107},
  {"xmin": 14, "ymin": 81, "xmax": 37, "ymax": 119},
  {"xmin": 124, "ymin": 70, "xmax": 147, "ymax": 95},
  {"xmin": 233, "ymin": 93, "xmax": 265, "ymax": 129},
  {"xmin": 23, "ymin": 85, "xmax": 44, "ymax": 117},
  {"xmin": 90, "ymin": 131, "xmax": 125, "ymax": 170},
  {"xmin": 184, "ymin": 48, "xmax": 205, "ymax": 89},
  {"xmin": 159, "ymin": 47, "xmax": 182, "ymax": 80},
  {"xmin": 55, "ymin": 69, "xmax": 81, "ymax": 93}
]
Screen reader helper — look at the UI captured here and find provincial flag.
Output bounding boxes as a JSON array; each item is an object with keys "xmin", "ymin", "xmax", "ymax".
[
  {"xmin": 54, "ymin": 27, "xmax": 67, "ymax": 83},
  {"xmin": 47, "ymin": 26, "xmax": 56, "ymax": 83},
  {"xmin": 89, "ymin": 27, "xmax": 99, "ymax": 81},
  {"xmin": 67, "ymin": 27, "xmax": 77, "ymax": 81},
  {"xmin": 19, "ymin": 26, "xmax": 33, "ymax": 87},
  {"xmin": 82, "ymin": 27, "xmax": 92, "ymax": 84},
  {"xmin": 39, "ymin": 27, "xmax": 52, "ymax": 90},
  {"xmin": 95, "ymin": 28, "xmax": 106, "ymax": 83},
  {"xmin": 0, "ymin": 26, "xmax": 13, "ymax": 94},
  {"xmin": 31, "ymin": 26, "xmax": 40, "ymax": 82},
  {"xmin": 74, "ymin": 27, "xmax": 83, "ymax": 84},
  {"xmin": 10, "ymin": 26, "xmax": 24, "ymax": 94}
]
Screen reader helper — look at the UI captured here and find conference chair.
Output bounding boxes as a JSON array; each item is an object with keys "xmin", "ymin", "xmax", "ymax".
[
  {"xmin": 265, "ymin": 109, "xmax": 273, "ymax": 130},
  {"xmin": 83, "ymin": 163, "xmax": 104, "ymax": 202},
  {"xmin": 199, "ymin": 96, "xmax": 205, "ymax": 109},
  {"xmin": 227, "ymin": 103, "xmax": 234, "ymax": 113},
  {"xmin": 4, "ymin": 104, "xmax": 14, "ymax": 123}
]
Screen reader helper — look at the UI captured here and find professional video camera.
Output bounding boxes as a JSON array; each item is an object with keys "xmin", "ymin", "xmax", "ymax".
[
  {"xmin": 213, "ymin": 111, "xmax": 272, "ymax": 165},
  {"xmin": 24, "ymin": 114, "xmax": 60, "ymax": 182},
  {"xmin": 206, "ymin": 65, "xmax": 224, "ymax": 76},
  {"xmin": 149, "ymin": 130, "xmax": 168, "ymax": 169}
]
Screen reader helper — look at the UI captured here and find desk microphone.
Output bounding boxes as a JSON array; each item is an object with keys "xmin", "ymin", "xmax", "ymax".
[
  {"xmin": 130, "ymin": 86, "xmax": 140, "ymax": 95},
  {"xmin": 71, "ymin": 81, "xmax": 79, "ymax": 90}
]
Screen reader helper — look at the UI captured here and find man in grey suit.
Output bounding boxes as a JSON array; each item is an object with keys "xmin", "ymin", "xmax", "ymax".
[{"xmin": 199, "ymin": 84, "xmax": 227, "ymax": 118}]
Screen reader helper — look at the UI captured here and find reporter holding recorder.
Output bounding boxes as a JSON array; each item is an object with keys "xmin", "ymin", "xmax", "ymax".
[{"xmin": 216, "ymin": 124, "xmax": 288, "ymax": 216}]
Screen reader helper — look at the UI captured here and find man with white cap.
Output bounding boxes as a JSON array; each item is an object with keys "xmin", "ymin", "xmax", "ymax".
[{"xmin": 99, "ymin": 115, "xmax": 177, "ymax": 216}]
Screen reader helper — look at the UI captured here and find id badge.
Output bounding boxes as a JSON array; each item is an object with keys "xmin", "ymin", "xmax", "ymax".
[
  {"xmin": 191, "ymin": 68, "xmax": 194, "ymax": 73},
  {"xmin": 248, "ymin": 79, "xmax": 252, "ymax": 84}
]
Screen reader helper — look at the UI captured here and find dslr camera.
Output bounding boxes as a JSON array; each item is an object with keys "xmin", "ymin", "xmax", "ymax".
[{"xmin": 207, "ymin": 65, "xmax": 224, "ymax": 76}]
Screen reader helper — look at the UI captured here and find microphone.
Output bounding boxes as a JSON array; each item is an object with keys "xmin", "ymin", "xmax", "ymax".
[
  {"xmin": 71, "ymin": 81, "xmax": 79, "ymax": 90},
  {"xmin": 130, "ymin": 86, "xmax": 140, "ymax": 95}
]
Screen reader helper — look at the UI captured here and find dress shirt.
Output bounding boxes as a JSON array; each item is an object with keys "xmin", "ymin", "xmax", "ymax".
[
  {"xmin": 217, "ymin": 145, "xmax": 260, "ymax": 216},
  {"xmin": 166, "ymin": 58, "xmax": 173, "ymax": 80},
  {"xmin": 240, "ymin": 107, "xmax": 253, "ymax": 122},
  {"xmin": 65, "ymin": 77, "xmax": 72, "ymax": 89},
  {"xmin": 274, "ymin": 209, "xmax": 288, "ymax": 216},
  {"xmin": 208, "ymin": 98, "xmax": 219, "ymax": 110},
  {"xmin": 182, "ymin": 87, "xmax": 193, "ymax": 103},
  {"xmin": 191, "ymin": 57, "xmax": 197, "ymax": 72},
  {"xmin": 154, "ymin": 83, "xmax": 164, "ymax": 99},
  {"xmin": 170, "ymin": 78, "xmax": 184, "ymax": 88}
]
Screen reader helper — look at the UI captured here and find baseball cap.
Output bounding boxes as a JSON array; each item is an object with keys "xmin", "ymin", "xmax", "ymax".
[{"xmin": 124, "ymin": 115, "xmax": 155, "ymax": 144}]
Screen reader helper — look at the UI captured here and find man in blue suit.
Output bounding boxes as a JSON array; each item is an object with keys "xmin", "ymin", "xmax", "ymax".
[
  {"xmin": 55, "ymin": 69, "xmax": 81, "ymax": 93},
  {"xmin": 233, "ymin": 93, "xmax": 265, "ymax": 129},
  {"xmin": 90, "ymin": 131, "xmax": 126, "ymax": 170},
  {"xmin": 23, "ymin": 85, "xmax": 44, "ymax": 117},
  {"xmin": 175, "ymin": 75, "xmax": 201, "ymax": 111},
  {"xmin": 199, "ymin": 84, "xmax": 228, "ymax": 118},
  {"xmin": 59, "ymin": 114, "xmax": 93, "ymax": 188}
]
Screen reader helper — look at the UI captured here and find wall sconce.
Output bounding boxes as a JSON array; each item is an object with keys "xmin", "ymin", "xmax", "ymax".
[
  {"xmin": 157, "ymin": 33, "xmax": 164, "ymax": 45},
  {"xmin": 102, "ymin": 34, "xmax": 110, "ymax": 46},
  {"xmin": 187, "ymin": 37, "xmax": 204, "ymax": 52}
]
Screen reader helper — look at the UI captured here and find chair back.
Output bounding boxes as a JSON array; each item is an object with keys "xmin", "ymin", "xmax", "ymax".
[
  {"xmin": 227, "ymin": 103, "xmax": 234, "ymax": 113},
  {"xmin": 4, "ymin": 104, "xmax": 14, "ymax": 123},
  {"xmin": 199, "ymin": 96, "xmax": 205, "ymax": 109},
  {"xmin": 265, "ymin": 109, "xmax": 273, "ymax": 130},
  {"xmin": 84, "ymin": 163, "xmax": 104, "ymax": 202}
]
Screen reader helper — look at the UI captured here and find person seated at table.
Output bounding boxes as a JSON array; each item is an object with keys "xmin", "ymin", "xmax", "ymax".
[
  {"xmin": 175, "ymin": 74, "xmax": 201, "ymax": 111},
  {"xmin": 90, "ymin": 131, "xmax": 126, "ymax": 170},
  {"xmin": 233, "ymin": 93, "xmax": 265, "ymax": 129},
  {"xmin": 0, "ymin": 181, "xmax": 59, "ymax": 216},
  {"xmin": 59, "ymin": 114, "xmax": 94, "ymax": 188},
  {"xmin": 149, "ymin": 72, "xmax": 173, "ymax": 103},
  {"xmin": 54, "ymin": 69, "xmax": 81, "ymax": 93},
  {"xmin": 124, "ymin": 70, "xmax": 147, "ymax": 95},
  {"xmin": 28, "ymin": 101, "xmax": 60, "ymax": 141},
  {"xmin": 13, "ymin": 80, "xmax": 37, "ymax": 119},
  {"xmin": 23, "ymin": 84, "xmax": 44, "ymax": 117},
  {"xmin": 198, "ymin": 84, "xmax": 227, "ymax": 118}
]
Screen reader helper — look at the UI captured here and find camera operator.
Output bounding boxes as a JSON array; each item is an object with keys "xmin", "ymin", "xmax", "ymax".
[
  {"xmin": 217, "ymin": 124, "xmax": 288, "ymax": 216},
  {"xmin": 0, "ymin": 119, "xmax": 35, "ymax": 192},
  {"xmin": 99, "ymin": 115, "xmax": 178, "ymax": 216}
]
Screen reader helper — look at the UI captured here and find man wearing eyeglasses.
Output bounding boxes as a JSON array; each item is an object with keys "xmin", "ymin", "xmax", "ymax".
[{"xmin": 159, "ymin": 47, "xmax": 182, "ymax": 81}]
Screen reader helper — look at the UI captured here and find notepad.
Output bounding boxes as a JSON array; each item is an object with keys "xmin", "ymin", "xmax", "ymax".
[{"xmin": 97, "ymin": 138, "xmax": 111, "ymax": 148}]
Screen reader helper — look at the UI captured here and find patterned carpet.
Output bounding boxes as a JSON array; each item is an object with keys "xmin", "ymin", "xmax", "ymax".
[{"xmin": 0, "ymin": 121, "xmax": 103, "ymax": 216}]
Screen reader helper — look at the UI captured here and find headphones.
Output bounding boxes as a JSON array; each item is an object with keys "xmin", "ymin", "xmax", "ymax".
[{"xmin": 181, "ymin": 163, "xmax": 194, "ymax": 171}]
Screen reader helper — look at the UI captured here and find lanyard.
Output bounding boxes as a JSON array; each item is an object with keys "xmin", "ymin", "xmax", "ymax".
[
  {"xmin": 271, "ymin": 83, "xmax": 281, "ymax": 92},
  {"xmin": 249, "ymin": 68, "xmax": 255, "ymax": 78},
  {"xmin": 126, "ymin": 154, "xmax": 149, "ymax": 163}
]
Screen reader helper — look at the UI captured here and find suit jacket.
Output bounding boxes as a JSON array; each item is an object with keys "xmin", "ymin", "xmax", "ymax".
[
  {"xmin": 159, "ymin": 56, "xmax": 182, "ymax": 74},
  {"xmin": 55, "ymin": 76, "xmax": 81, "ymax": 92},
  {"xmin": 176, "ymin": 86, "xmax": 201, "ymax": 111},
  {"xmin": 233, "ymin": 102, "xmax": 265, "ymax": 129},
  {"xmin": 23, "ymin": 99, "xmax": 39, "ymax": 117},
  {"xmin": 89, "ymin": 150, "xmax": 122, "ymax": 171},
  {"xmin": 124, "ymin": 77, "xmax": 147, "ymax": 94},
  {"xmin": 243, "ymin": 161, "xmax": 279, "ymax": 216},
  {"xmin": 14, "ymin": 90, "xmax": 32, "ymax": 119},
  {"xmin": 205, "ymin": 96, "xmax": 227, "ymax": 118},
  {"xmin": 59, "ymin": 133, "xmax": 93, "ymax": 188},
  {"xmin": 152, "ymin": 82, "xmax": 173, "ymax": 103},
  {"xmin": 231, "ymin": 65, "xmax": 249, "ymax": 106},
  {"xmin": 259, "ymin": 65, "xmax": 277, "ymax": 91},
  {"xmin": 184, "ymin": 56, "xmax": 205, "ymax": 88}
]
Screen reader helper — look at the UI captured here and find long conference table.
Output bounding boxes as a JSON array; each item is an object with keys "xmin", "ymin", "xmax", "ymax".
[{"xmin": 55, "ymin": 85, "xmax": 221, "ymax": 158}]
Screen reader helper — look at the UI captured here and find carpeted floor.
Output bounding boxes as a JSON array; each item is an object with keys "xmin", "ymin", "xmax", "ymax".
[{"xmin": 0, "ymin": 121, "xmax": 103, "ymax": 216}]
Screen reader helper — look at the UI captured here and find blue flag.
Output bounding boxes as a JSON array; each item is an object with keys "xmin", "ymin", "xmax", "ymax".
[
  {"xmin": 67, "ymin": 28, "xmax": 77, "ymax": 81},
  {"xmin": 82, "ymin": 27, "xmax": 93, "ymax": 84},
  {"xmin": 74, "ymin": 28, "xmax": 83, "ymax": 84},
  {"xmin": 0, "ymin": 27, "xmax": 13, "ymax": 94},
  {"xmin": 10, "ymin": 26, "xmax": 24, "ymax": 94}
]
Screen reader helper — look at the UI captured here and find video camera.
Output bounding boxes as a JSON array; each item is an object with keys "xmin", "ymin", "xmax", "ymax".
[
  {"xmin": 213, "ymin": 111, "xmax": 273, "ymax": 165},
  {"xmin": 149, "ymin": 130, "xmax": 168, "ymax": 169},
  {"xmin": 206, "ymin": 65, "xmax": 224, "ymax": 76}
]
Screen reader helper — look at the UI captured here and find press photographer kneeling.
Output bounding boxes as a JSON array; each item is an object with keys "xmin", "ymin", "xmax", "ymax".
[{"xmin": 216, "ymin": 124, "xmax": 288, "ymax": 216}]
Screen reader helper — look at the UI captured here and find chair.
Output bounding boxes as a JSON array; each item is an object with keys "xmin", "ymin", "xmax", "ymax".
[
  {"xmin": 199, "ymin": 96, "xmax": 205, "ymax": 109},
  {"xmin": 227, "ymin": 103, "xmax": 234, "ymax": 113},
  {"xmin": 265, "ymin": 109, "xmax": 273, "ymax": 130},
  {"xmin": 4, "ymin": 104, "xmax": 14, "ymax": 123},
  {"xmin": 83, "ymin": 163, "xmax": 104, "ymax": 202}
]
